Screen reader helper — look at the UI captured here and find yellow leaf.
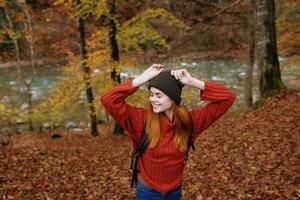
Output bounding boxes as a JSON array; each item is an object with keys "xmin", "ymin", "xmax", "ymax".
[
  {"xmin": 0, "ymin": 0, "xmax": 5, "ymax": 7},
  {"xmin": 0, "ymin": 104, "xmax": 5, "ymax": 111}
]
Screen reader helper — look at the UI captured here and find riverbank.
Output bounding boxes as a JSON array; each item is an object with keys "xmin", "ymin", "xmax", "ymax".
[
  {"xmin": 0, "ymin": 58, "xmax": 66, "ymax": 69},
  {"xmin": 1, "ymin": 89, "xmax": 299, "ymax": 199},
  {"xmin": 0, "ymin": 48, "xmax": 245, "ymax": 70}
]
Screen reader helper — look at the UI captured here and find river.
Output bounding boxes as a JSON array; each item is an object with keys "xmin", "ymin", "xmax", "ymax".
[{"xmin": 0, "ymin": 58, "xmax": 299, "ymax": 108}]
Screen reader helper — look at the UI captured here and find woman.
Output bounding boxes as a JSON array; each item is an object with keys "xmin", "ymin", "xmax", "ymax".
[{"xmin": 100, "ymin": 64, "xmax": 235, "ymax": 200}]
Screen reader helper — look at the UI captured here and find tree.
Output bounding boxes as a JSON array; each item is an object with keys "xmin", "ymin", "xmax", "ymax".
[
  {"xmin": 0, "ymin": 0, "xmax": 37, "ymax": 131},
  {"xmin": 255, "ymin": 0, "xmax": 285, "ymax": 98},
  {"xmin": 118, "ymin": 8, "xmax": 190, "ymax": 57},
  {"xmin": 53, "ymin": 1, "xmax": 190, "ymax": 135},
  {"xmin": 244, "ymin": 0, "xmax": 256, "ymax": 107},
  {"xmin": 53, "ymin": 0, "xmax": 99, "ymax": 136},
  {"xmin": 76, "ymin": 0, "xmax": 98, "ymax": 136},
  {"xmin": 107, "ymin": 0, "xmax": 120, "ymax": 83},
  {"xmin": 0, "ymin": 1, "xmax": 22, "ymax": 81},
  {"xmin": 20, "ymin": 1, "xmax": 37, "ymax": 130},
  {"xmin": 107, "ymin": 0, "xmax": 124, "ymax": 135}
]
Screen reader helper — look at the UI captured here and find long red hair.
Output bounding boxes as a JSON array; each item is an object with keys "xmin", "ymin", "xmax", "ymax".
[{"xmin": 146, "ymin": 104, "xmax": 192, "ymax": 152}]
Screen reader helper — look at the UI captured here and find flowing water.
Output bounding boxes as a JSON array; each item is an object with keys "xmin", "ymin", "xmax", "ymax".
[{"xmin": 0, "ymin": 59, "xmax": 299, "ymax": 108}]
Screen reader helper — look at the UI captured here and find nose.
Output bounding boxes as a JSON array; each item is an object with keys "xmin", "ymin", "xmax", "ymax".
[{"xmin": 150, "ymin": 96, "xmax": 157, "ymax": 103}]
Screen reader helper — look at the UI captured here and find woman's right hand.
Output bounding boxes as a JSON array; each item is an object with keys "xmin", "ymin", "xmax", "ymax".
[{"xmin": 132, "ymin": 64, "xmax": 165, "ymax": 87}]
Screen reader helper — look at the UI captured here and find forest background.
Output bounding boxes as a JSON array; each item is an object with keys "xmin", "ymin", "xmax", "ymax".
[
  {"xmin": 0, "ymin": 0, "xmax": 299, "ymax": 133},
  {"xmin": 0, "ymin": 0, "xmax": 299, "ymax": 199}
]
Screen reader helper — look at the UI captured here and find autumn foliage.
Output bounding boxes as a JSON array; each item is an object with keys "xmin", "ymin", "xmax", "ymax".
[
  {"xmin": 0, "ymin": 1, "xmax": 299, "ymax": 199},
  {"xmin": 1, "ymin": 90, "xmax": 299, "ymax": 199}
]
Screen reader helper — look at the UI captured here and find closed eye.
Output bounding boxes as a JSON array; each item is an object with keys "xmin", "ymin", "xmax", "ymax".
[{"xmin": 150, "ymin": 93, "xmax": 162, "ymax": 98}]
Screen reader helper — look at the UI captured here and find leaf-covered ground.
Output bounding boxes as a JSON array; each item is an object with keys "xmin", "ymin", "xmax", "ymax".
[{"xmin": 1, "ymin": 91, "xmax": 299, "ymax": 200}]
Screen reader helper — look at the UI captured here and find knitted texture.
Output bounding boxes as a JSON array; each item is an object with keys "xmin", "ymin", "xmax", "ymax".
[
  {"xmin": 148, "ymin": 70, "xmax": 184, "ymax": 105},
  {"xmin": 100, "ymin": 80, "xmax": 235, "ymax": 193}
]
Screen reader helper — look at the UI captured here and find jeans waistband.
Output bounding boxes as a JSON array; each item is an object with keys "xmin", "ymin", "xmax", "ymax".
[{"xmin": 138, "ymin": 177, "xmax": 182, "ymax": 195}]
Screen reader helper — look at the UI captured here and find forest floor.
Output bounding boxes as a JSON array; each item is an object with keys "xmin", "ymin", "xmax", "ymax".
[{"xmin": 0, "ymin": 90, "xmax": 299, "ymax": 200}]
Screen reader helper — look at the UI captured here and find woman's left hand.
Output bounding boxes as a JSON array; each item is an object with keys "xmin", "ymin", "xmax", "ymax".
[{"xmin": 171, "ymin": 69, "xmax": 193, "ymax": 86}]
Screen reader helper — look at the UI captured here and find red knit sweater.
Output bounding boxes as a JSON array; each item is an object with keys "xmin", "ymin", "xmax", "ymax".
[{"xmin": 100, "ymin": 80, "xmax": 235, "ymax": 193}]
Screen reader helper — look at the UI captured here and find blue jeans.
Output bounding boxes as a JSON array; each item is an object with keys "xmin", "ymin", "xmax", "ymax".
[{"xmin": 136, "ymin": 180, "xmax": 182, "ymax": 200}]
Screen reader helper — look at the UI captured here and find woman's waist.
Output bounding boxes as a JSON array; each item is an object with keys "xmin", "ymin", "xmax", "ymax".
[
  {"xmin": 138, "ymin": 158, "xmax": 185, "ymax": 177},
  {"xmin": 138, "ymin": 175, "xmax": 182, "ymax": 194}
]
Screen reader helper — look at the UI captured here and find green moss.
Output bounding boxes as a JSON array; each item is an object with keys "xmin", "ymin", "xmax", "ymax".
[{"xmin": 252, "ymin": 99, "xmax": 265, "ymax": 109}]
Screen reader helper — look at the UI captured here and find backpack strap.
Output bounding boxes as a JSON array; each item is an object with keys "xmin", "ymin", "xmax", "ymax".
[
  {"xmin": 130, "ymin": 128, "xmax": 149, "ymax": 188},
  {"xmin": 185, "ymin": 124, "xmax": 195, "ymax": 162}
]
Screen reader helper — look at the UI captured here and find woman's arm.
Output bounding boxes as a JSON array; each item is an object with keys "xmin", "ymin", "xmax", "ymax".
[
  {"xmin": 171, "ymin": 69, "xmax": 236, "ymax": 141},
  {"xmin": 132, "ymin": 64, "xmax": 165, "ymax": 87},
  {"xmin": 100, "ymin": 80, "xmax": 146, "ymax": 142},
  {"xmin": 190, "ymin": 81, "xmax": 236, "ymax": 141},
  {"xmin": 100, "ymin": 64, "xmax": 165, "ymax": 145}
]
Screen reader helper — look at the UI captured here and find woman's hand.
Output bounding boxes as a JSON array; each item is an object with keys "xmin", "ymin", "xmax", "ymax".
[
  {"xmin": 171, "ymin": 69, "xmax": 193, "ymax": 86},
  {"xmin": 142, "ymin": 64, "xmax": 165, "ymax": 81},
  {"xmin": 171, "ymin": 69, "xmax": 205, "ymax": 90},
  {"xmin": 132, "ymin": 64, "xmax": 165, "ymax": 87}
]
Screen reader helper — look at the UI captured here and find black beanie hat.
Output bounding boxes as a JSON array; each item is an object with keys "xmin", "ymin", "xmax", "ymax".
[{"xmin": 148, "ymin": 70, "xmax": 184, "ymax": 105}]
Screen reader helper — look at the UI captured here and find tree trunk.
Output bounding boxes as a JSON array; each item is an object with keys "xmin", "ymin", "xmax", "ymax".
[
  {"xmin": 22, "ymin": 3, "xmax": 36, "ymax": 74},
  {"xmin": 107, "ymin": 0, "xmax": 124, "ymax": 135},
  {"xmin": 25, "ymin": 83, "xmax": 33, "ymax": 130},
  {"xmin": 22, "ymin": 2, "xmax": 36, "ymax": 130},
  {"xmin": 107, "ymin": 0, "xmax": 120, "ymax": 83},
  {"xmin": 244, "ymin": 0, "xmax": 256, "ymax": 107},
  {"xmin": 77, "ymin": 0, "xmax": 98, "ymax": 136},
  {"xmin": 255, "ymin": 0, "xmax": 285, "ymax": 98},
  {"xmin": 3, "ymin": 6, "xmax": 35, "ymax": 131},
  {"xmin": 3, "ymin": 10, "xmax": 22, "ymax": 82}
]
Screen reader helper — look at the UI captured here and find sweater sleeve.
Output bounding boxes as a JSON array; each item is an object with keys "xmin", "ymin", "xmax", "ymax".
[
  {"xmin": 191, "ymin": 81, "xmax": 236, "ymax": 141},
  {"xmin": 100, "ymin": 80, "xmax": 147, "ymax": 146}
]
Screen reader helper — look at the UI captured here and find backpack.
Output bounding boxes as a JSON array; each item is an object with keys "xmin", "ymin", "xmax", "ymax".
[{"xmin": 130, "ymin": 126, "xmax": 195, "ymax": 188}]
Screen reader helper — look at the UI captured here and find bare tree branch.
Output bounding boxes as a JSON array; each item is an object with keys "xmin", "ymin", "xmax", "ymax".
[{"xmin": 197, "ymin": 0, "xmax": 245, "ymax": 24}]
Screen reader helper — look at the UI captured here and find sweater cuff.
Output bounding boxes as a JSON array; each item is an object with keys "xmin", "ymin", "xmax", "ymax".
[
  {"xmin": 121, "ymin": 80, "xmax": 139, "ymax": 92},
  {"xmin": 200, "ymin": 81, "xmax": 209, "ymax": 99},
  {"xmin": 200, "ymin": 81, "xmax": 230, "ymax": 101}
]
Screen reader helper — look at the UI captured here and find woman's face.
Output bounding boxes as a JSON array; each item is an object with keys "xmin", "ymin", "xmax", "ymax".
[{"xmin": 149, "ymin": 87, "xmax": 174, "ymax": 113}]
